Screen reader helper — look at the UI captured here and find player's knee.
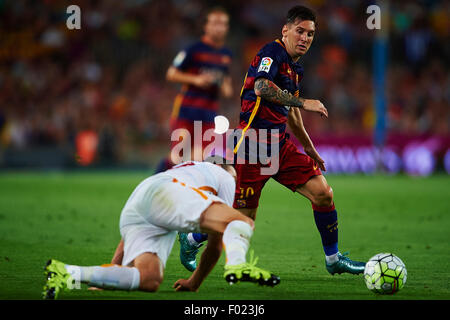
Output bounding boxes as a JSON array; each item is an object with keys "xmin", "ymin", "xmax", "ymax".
[
  {"xmin": 313, "ymin": 186, "xmax": 333, "ymax": 207},
  {"xmin": 139, "ymin": 277, "xmax": 162, "ymax": 292},
  {"xmin": 134, "ymin": 254, "xmax": 163, "ymax": 292}
]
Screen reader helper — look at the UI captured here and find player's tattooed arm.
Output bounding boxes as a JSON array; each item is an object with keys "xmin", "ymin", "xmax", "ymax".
[
  {"xmin": 254, "ymin": 78, "xmax": 328, "ymax": 118},
  {"xmin": 254, "ymin": 78, "xmax": 305, "ymax": 108}
]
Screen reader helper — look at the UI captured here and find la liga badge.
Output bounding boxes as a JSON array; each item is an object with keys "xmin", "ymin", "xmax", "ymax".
[{"xmin": 258, "ymin": 57, "xmax": 273, "ymax": 73}]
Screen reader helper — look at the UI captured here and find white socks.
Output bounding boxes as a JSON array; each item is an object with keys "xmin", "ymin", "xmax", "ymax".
[
  {"xmin": 222, "ymin": 220, "xmax": 254, "ymax": 266},
  {"xmin": 65, "ymin": 264, "xmax": 140, "ymax": 290},
  {"xmin": 325, "ymin": 253, "xmax": 339, "ymax": 264}
]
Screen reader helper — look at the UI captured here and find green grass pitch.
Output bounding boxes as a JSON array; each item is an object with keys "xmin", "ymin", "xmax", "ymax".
[{"xmin": 0, "ymin": 171, "xmax": 449, "ymax": 300}]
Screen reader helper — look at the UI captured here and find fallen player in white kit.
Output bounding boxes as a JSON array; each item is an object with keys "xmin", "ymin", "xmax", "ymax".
[{"xmin": 43, "ymin": 157, "xmax": 280, "ymax": 299}]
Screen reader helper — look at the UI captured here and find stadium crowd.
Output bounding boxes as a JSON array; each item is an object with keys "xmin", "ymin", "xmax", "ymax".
[{"xmin": 0, "ymin": 0, "xmax": 448, "ymax": 167}]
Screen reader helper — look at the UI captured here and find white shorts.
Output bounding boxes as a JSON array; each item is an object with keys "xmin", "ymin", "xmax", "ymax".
[
  {"xmin": 119, "ymin": 174, "xmax": 225, "ymax": 267},
  {"xmin": 120, "ymin": 224, "xmax": 177, "ymax": 268}
]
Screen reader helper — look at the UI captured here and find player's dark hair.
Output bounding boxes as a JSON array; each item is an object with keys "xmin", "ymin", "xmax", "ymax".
[
  {"xmin": 286, "ymin": 5, "xmax": 316, "ymax": 25},
  {"xmin": 204, "ymin": 6, "xmax": 229, "ymax": 24}
]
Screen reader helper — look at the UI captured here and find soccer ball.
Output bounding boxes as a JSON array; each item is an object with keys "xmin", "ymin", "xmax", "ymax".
[{"xmin": 364, "ymin": 253, "xmax": 407, "ymax": 294}]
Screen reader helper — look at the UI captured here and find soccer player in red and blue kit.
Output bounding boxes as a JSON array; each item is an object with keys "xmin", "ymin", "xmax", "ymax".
[
  {"xmin": 155, "ymin": 7, "xmax": 234, "ymax": 272},
  {"xmin": 156, "ymin": 7, "xmax": 233, "ymax": 173},
  {"xmin": 182, "ymin": 5, "xmax": 366, "ymax": 276}
]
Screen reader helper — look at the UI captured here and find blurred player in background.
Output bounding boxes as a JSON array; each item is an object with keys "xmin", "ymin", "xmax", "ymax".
[
  {"xmin": 43, "ymin": 158, "xmax": 279, "ymax": 299},
  {"xmin": 154, "ymin": 6, "xmax": 234, "ymax": 272},
  {"xmin": 181, "ymin": 6, "xmax": 366, "ymax": 276},
  {"xmin": 156, "ymin": 6, "xmax": 233, "ymax": 173}
]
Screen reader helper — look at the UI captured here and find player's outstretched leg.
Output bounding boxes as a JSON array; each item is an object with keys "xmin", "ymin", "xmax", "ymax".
[
  {"xmin": 43, "ymin": 260, "xmax": 141, "ymax": 299},
  {"xmin": 178, "ymin": 232, "xmax": 208, "ymax": 272},
  {"xmin": 312, "ymin": 203, "xmax": 365, "ymax": 275},
  {"xmin": 297, "ymin": 175, "xmax": 365, "ymax": 275},
  {"xmin": 200, "ymin": 203, "xmax": 280, "ymax": 287}
]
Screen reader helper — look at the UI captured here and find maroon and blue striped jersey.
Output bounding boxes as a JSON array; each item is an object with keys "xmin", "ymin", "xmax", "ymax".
[
  {"xmin": 234, "ymin": 39, "xmax": 303, "ymax": 156},
  {"xmin": 170, "ymin": 40, "xmax": 232, "ymax": 124}
]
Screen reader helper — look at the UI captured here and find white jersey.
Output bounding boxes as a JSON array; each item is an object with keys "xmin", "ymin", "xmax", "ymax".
[
  {"xmin": 119, "ymin": 161, "xmax": 236, "ymax": 266},
  {"xmin": 166, "ymin": 161, "xmax": 235, "ymax": 207}
]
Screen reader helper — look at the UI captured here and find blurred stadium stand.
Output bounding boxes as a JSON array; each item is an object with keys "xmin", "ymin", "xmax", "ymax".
[{"xmin": 0, "ymin": 0, "xmax": 448, "ymax": 174}]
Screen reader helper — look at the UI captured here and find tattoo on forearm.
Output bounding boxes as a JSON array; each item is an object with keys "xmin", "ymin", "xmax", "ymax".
[{"xmin": 255, "ymin": 78, "xmax": 304, "ymax": 108}]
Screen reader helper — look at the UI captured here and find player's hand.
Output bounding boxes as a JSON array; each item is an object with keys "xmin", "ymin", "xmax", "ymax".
[
  {"xmin": 173, "ymin": 278, "xmax": 199, "ymax": 292},
  {"xmin": 304, "ymin": 145, "xmax": 326, "ymax": 171},
  {"xmin": 194, "ymin": 73, "xmax": 216, "ymax": 89},
  {"xmin": 303, "ymin": 99, "xmax": 328, "ymax": 118}
]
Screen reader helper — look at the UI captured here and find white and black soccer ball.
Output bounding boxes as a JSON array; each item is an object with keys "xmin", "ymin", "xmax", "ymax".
[{"xmin": 364, "ymin": 253, "xmax": 407, "ymax": 294}]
